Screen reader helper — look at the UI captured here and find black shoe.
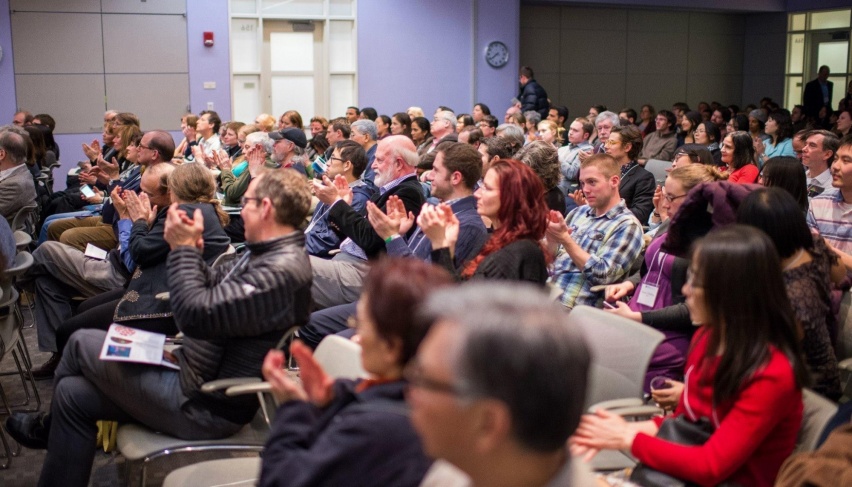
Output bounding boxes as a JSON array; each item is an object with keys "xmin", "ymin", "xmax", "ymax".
[
  {"xmin": 5, "ymin": 412, "xmax": 50, "ymax": 449},
  {"xmin": 31, "ymin": 353, "xmax": 60, "ymax": 380}
]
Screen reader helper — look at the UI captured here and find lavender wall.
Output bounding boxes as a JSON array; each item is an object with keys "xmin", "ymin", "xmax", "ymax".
[
  {"xmin": 0, "ymin": 0, "xmax": 15, "ymax": 125},
  {"xmin": 0, "ymin": 1, "xmax": 230, "ymax": 189},
  {"xmin": 187, "ymin": 0, "xmax": 231, "ymax": 120},
  {"xmin": 476, "ymin": 0, "xmax": 521, "ymax": 117},
  {"xmin": 357, "ymin": 0, "xmax": 520, "ymax": 117},
  {"xmin": 531, "ymin": 0, "xmax": 786, "ymax": 12}
]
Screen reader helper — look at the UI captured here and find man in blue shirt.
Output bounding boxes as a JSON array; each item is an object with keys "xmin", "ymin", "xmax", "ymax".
[{"xmin": 305, "ymin": 140, "xmax": 374, "ymax": 257}]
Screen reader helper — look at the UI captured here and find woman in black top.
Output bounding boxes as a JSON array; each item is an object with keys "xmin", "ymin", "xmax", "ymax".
[{"xmin": 419, "ymin": 159, "xmax": 549, "ymax": 284}]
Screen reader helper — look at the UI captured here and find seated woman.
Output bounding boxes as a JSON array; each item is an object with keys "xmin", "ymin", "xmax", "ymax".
[
  {"xmin": 721, "ymin": 130, "xmax": 759, "ymax": 183},
  {"xmin": 605, "ymin": 165, "xmax": 726, "ymax": 390},
  {"xmin": 756, "ymin": 109, "xmax": 796, "ymax": 167},
  {"xmin": 693, "ymin": 121, "xmax": 722, "ymax": 165},
  {"xmin": 258, "ymin": 258, "xmax": 452, "ymax": 487},
  {"xmin": 53, "ymin": 163, "xmax": 231, "ymax": 355},
  {"xmin": 574, "ymin": 225, "xmax": 808, "ymax": 487},
  {"xmin": 418, "ymin": 159, "xmax": 549, "ymax": 284},
  {"xmin": 737, "ymin": 188, "xmax": 844, "ymax": 400},
  {"xmin": 760, "ymin": 156, "xmax": 809, "ymax": 213}
]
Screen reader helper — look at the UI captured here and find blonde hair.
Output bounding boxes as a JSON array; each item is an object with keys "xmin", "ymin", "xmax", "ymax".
[
  {"xmin": 668, "ymin": 164, "xmax": 727, "ymax": 191},
  {"xmin": 255, "ymin": 113, "xmax": 275, "ymax": 132},
  {"xmin": 407, "ymin": 106, "xmax": 424, "ymax": 118},
  {"xmin": 580, "ymin": 153, "xmax": 620, "ymax": 178},
  {"xmin": 537, "ymin": 120, "xmax": 563, "ymax": 145},
  {"xmin": 168, "ymin": 163, "xmax": 229, "ymax": 227}
]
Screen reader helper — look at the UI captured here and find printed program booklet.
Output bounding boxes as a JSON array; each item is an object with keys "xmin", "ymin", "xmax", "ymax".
[{"xmin": 99, "ymin": 324, "xmax": 180, "ymax": 370}]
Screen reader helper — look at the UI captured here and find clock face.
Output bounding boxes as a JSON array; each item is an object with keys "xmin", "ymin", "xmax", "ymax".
[{"xmin": 485, "ymin": 41, "xmax": 509, "ymax": 68}]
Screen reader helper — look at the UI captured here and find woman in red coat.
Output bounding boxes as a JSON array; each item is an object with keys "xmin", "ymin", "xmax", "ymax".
[{"xmin": 573, "ymin": 225, "xmax": 809, "ymax": 487}]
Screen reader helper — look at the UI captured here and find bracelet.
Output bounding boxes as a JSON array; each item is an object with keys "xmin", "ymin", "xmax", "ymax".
[
  {"xmin": 384, "ymin": 234, "xmax": 399, "ymax": 244},
  {"xmin": 652, "ymin": 212, "xmax": 661, "ymax": 217}
]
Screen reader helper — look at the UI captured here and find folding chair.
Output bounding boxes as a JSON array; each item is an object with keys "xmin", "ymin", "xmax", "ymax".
[
  {"xmin": 567, "ymin": 305, "xmax": 664, "ymax": 471},
  {"xmin": 118, "ymin": 334, "xmax": 366, "ymax": 486}
]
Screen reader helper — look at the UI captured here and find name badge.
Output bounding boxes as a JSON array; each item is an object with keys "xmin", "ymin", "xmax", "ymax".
[{"xmin": 636, "ymin": 284, "xmax": 659, "ymax": 307}]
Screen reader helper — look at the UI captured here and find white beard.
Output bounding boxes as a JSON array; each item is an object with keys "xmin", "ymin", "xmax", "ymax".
[{"xmin": 373, "ymin": 167, "xmax": 395, "ymax": 187}]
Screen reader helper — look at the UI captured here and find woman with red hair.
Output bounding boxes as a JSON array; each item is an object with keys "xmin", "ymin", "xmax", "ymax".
[{"xmin": 419, "ymin": 159, "xmax": 549, "ymax": 283}]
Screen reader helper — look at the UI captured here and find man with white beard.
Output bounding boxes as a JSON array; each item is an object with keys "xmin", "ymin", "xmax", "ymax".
[{"xmin": 308, "ymin": 135, "xmax": 425, "ymax": 309}]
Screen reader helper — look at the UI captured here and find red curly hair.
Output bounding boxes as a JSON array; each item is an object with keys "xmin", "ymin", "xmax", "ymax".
[{"xmin": 462, "ymin": 159, "xmax": 550, "ymax": 278}]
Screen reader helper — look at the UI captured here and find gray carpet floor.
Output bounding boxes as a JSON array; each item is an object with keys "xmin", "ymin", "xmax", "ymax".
[{"xmin": 0, "ymin": 306, "xmax": 259, "ymax": 487}]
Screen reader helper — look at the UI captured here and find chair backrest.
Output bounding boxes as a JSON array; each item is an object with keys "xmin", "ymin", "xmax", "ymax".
[
  {"xmin": 313, "ymin": 335, "xmax": 368, "ymax": 380},
  {"xmin": 567, "ymin": 305, "xmax": 665, "ymax": 409},
  {"xmin": 11, "ymin": 203, "xmax": 38, "ymax": 233},
  {"xmin": 795, "ymin": 388, "xmax": 838, "ymax": 453},
  {"xmin": 645, "ymin": 159, "xmax": 672, "ymax": 185}
]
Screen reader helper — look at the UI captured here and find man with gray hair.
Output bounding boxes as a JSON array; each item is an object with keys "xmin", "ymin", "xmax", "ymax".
[
  {"xmin": 309, "ymin": 135, "xmax": 424, "ymax": 309},
  {"xmin": 350, "ymin": 119, "xmax": 378, "ymax": 185},
  {"xmin": 427, "ymin": 110, "xmax": 456, "ymax": 154},
  {"xmin": 0, "ymin": 126, "xmax": 37, "ymax": 225},
  {"xmin": 408, "ymin": 282, "xmax": 594, "ymax": 487},
  {"xmin": 496, "ymin": 123, "xmax": 524, "ymax": 156}
]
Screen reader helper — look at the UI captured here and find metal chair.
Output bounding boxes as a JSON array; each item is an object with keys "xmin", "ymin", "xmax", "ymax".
[
  {"xmin": 567, "ymin": 305, "xmax": 665, "ymax": 471},
  {"xmin": 117, "ymin": 334, "xmax": 366, "ymax": 486},
  {"xmin": 160, "ymin": 335, "xmax": 368, "ymax": 487},
  {"xmin": 644, "ymin": 159, "xmax": 673, "ymax": 185},
  {"xmin": 13, "ymin": 230, "xmax": 32, "ymax": 252},
  {"xmin": 10, "ymin": 203, "xmax": 38, "ymax": 237},
  {"xmin": 0, "ymin": 252, "xmax": 39, "ymax": 411}
]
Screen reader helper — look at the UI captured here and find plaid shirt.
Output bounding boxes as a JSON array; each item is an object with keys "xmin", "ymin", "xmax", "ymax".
[
  {"xmin": 549, "ymin": 200, "xmax": 643, "ymax": 309},
  {"xmin": 339, "ymin": 173, "xmax": 418, "ymax": 260}
]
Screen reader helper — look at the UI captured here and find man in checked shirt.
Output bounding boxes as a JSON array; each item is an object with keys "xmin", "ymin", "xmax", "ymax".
[{"xmin": 546, "ymin": 153, "xmax": 643, "ymax": 309}]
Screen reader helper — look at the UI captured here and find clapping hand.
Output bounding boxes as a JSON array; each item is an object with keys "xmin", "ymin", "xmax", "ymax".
[
  {"xmin": 82, "ymin": 139, "xmax": 101, "ymax": 161},
  {"xmin": 652, "ymin": 185, "xmax": 666, "ymax": 220},
  {"xmin": 111, "ymin": 187, "xmax": 129, "ymax": 219},
  {"xmin": 163, "ymin": 203, "xmax": 204, "ymax": 250},
  {"xmin": 311, "ymin": 175, "xmax": 351, "ymax": 205},
  {"xmin": 387, "ymin": 195, "xmax": 415, "ymax": 235},
  {"xmin": 417, "ymin": 203, "xmax": 459, "ymax": 252},
  {"xmin": 125, "ymin": 191, "xmax": 158, "ymax": 228},
  {"xmin": 79, "ymin": 169, "xmax": 98, "ymax": 186},
  {"xmin": 246, "ymin": 145, "xmax": 266, "ymax": 178},
  {"xmin": 96, "ymin": 155, "xmax": 121, "ymax": 182},
  {"xmin": 569, "ymin": 189, "xmax": 586, "ymax": 205},
  {"xmin": 545, "ymin": 210, "xmax": 572, "ymax": 246},
  {"xmin": 262, "ymin": 341, "xmax": 334, "ymax": 406}
]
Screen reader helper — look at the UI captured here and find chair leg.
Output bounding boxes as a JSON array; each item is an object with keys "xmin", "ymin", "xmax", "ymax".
[
  {"xmin": 0, "ymin": 382, "xmax": 13, "ymax": 416},
  {"xmin": 0, "ymin": 427, "xmax": 15, "ymax": 469},
  {"xmin": 14, "ymin": 344, "xmax": 40, "ymax": 411}
]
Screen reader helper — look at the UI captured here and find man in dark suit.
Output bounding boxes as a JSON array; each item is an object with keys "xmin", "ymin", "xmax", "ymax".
[
  {"xmin": 804, "ymin": 65, "xmax": 833, "ymax": 118},
  {"xmin": 309, "ymin": 135, "xmax": 425, "ymax": 309}
]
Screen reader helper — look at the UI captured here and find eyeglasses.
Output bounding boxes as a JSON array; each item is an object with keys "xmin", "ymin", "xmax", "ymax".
[
  {"xmin": 686, "ymin": 267, "xmax": 703, "ymax": 288},
  {"xmin": 240, "ymin": 196, "xmax": 262, "ymax": 206},
  {"xmin": 605, "ymin": 139, "xmax": 621, "ymax": 146},
  {"xmin": 664, "ymin": 193, "xmax": 687, "ymax": 203},
  {"xmin": 138, "ymin": 144, "xmax": 152, "ymax": 151},
  {"xmin": 330, "ymin": 156, "xmax": 345, "ymax": 163},
  {"xmin": 403, "ymin": 361, "xmax": 466, "ymax": 396}
]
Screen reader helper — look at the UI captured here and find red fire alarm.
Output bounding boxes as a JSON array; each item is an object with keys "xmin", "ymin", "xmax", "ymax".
[{"xmin": 203, "ymin": 32, "xmax": 214, "ymax": 47}]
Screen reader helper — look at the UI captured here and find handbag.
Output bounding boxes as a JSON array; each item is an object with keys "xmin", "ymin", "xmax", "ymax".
[{"xmin": 628, "ymin": 415, "xmax": 714, "ymax": 487}]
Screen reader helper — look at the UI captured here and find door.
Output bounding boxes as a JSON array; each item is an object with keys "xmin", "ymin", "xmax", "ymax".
[{"xmin": 262, "ymin": 20, "xmax": 325, "ymax": 128}]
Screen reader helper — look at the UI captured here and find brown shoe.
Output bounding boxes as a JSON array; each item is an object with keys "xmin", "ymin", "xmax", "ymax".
[{"xmin": 31, "ymin": 353, "xmax": 60, "ymax": 380}]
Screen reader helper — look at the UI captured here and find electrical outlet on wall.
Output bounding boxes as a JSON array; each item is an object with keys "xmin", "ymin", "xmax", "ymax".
[{"xmin": 207, "ymin": 102, "xmax": 215, "ymax": 110}]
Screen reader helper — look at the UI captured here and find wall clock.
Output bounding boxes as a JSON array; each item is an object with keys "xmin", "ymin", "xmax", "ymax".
[{"xmin": 485, "ymin": 41, "xmax": 509, "ymax": 69}]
